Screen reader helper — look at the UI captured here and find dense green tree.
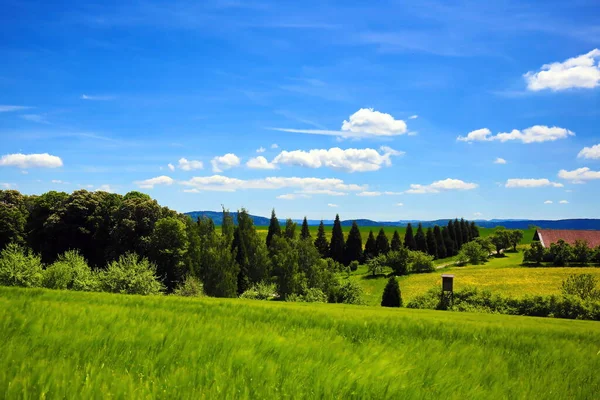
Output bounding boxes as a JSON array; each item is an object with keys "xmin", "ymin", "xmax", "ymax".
[
  {"xmin": 284, "ymin": 218, "xmax": 297, "ymax": 240},
  {"xmin": 221, "ymin": 207, "xmax": 235, "ymax": 242},
  {"xmin": 404, "ymin": 223, "xmax": 417, "ymax": 250},
  {"xmin": 375, "ymin": 228, "xmax": 390, "ymax": 256},
  {"xmin": 344, "ymin": 221, "xmax": 363, "ymax": 265},
  {"xmin": 329, "ymin": 214, "xmax": 345, "ymax": 263},
  {"xmin": 202, "ymin": 236, "xmax": 239, "ymax": 298},
  {"xmin": 270, "ymin": 235, "xmax": 300, "ymax": 299},
  {"xmin": 266, "ymin": 209, "xmax": 281, "ymax": 248},
  {"xmin": 300, "ymin": 217, "xmax": 311, "ymax": 240},
  {"xmin": 453, "ymin": 219, "xmax": 463, "ymax": 248},
  {"xmin": 447, "ymin": 220, "xmax": 457, "ymax": 250},
  {"xmin": 549, "ymin": 239, "xmax": 574, "ymax": 266},
  {"xmin": 296, "ymin": 238, "xmax": 323, "ymax": 290},
  {"xmin": 508, "ymin": 230, "xmax": 524, "ymax": 252},
  {"xmin": 381, "ymin": 276, "xmax": 402, "ymax": 307},
  {"xmin": 314, "ymin": 221, "xmax": 329, "ymax": 258},
  {"xmin": 232, "ymin": 209, "xmax": 271, "ymax": 294},
  {"xmin": 490, "ymin": 228, "xmax": 511, "ymax": 255},
  {"xmin": 572, "ymin": 240, "xmax": 591, "ymax": 265},
  {"xmin": 433, "ymin": 225, "xmax": 446, "ymax": 259},
  {"xmin": 415, "ymin": 223, "xmax": 428, "ymax": 254},
  {"xmin": 470, "ymin": 222, "xmax": 480, "ymax": 239},
  {"xmin": 523, "ymin": 241, "xmax": 546, "ymax": 264},
  {"xmin": 425, "ymin": 227, "xmax": 438, "ymax": 259},
  {"xmin": 390, "ymin": 230, "xmax": 402, "ymax": 251},
  {"xmin": 0, "ymin": 190, "xmax": 28, "ymax": 250},
  {"xmin": 386, "ymin": 247, "xmax": 410, "ymax": 276},
  {"xmin": 460, "ymin": 218, "xmax": 470, "ymax": 243},
  {"xmin": 442, "ymin": 226, "xmax": 456, "ymax": 256},
  {"xmin": 149, "ymin": 217, "xmax": 189, "ymax": 291},
  {"xmin": 364, "ymin": 230, "xmax": 377, "ymax": 259}
]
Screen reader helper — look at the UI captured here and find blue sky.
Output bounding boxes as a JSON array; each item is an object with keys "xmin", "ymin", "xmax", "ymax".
[{"xmin": 1, "ymin": 0, "xmax": 599, "ymax": 221}]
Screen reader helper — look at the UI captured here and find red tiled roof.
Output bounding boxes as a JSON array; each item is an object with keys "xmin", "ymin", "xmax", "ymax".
[{"xmin": 534, "ymin": 229, "xmax": 600, "ymax": 248}]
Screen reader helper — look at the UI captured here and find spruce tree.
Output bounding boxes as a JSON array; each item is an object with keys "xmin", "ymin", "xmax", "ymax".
[
  {"xmin": 460, "ymin": 218, "xmax": 469, "ymax": 243},
  {"xmin": 447, "ymin": 220, "xmax": 456, "ymax": 244},
  {"xmin": 344, "ymin": 221, "xmax": 363, "ymax": 264},
  {"xmin": 329, "ymin": 214, "xmax": 345, "ymax": 263},
  {"xmin": 284, "ymin": 218, "xmax": 297, "ymax": 240},
  {"xmin": 266, "ymin": 209, "xmax": 281, "ymax": 248},
  {"xmin": 375, "ymin": 228, "xmax": 390, "ymax": 256},
  {"xmin": 300, "ymin": 217, "xmax": 311, "ymax": 240},
  {"xmin": 381, "ymin": 276, "xmax": 402, "ymax": 307},
  {"xmin": 314, "ymin": 220, "xmax": 329, "ymax": 258},
  {"xmin": 404, "ymin": 223, "xmax": 417, "ymax": 250},
  {"xmin": 470, "ymin": 221, "xmax": 480, "ymax": 239},
  {"xmin": 425, "ymin": 227, "xmax": 438, "ymax": 259},
  {"xmin": 415, "ymin": 223, "xmax": 428, "ymax": 253},
  {"xmin": 365, "ymin": 230, "xmax": 377, "ymax": 259},
  {"xmin": 442, "ymin": 226, "xmax": 455, "ymax": 256},
  {"xmin": 232, "ymin": 209, "xmax": 255, "ymax": 294},
  {"xmin": 390, "ymin": 230, "xmax": 402, "ymax": 251},
  {"xmin": 433, "ymin": 225, "xmax": 446, "ymax": 259},
  {"xmin": 453, "ymin": 219, "xmax": 463, "ymax": 249}
]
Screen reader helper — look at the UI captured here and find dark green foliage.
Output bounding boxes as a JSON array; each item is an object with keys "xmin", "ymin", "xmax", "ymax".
[
  {"xmin": 221, "ymin": 207, "xmax": 235, "ymax": 242},
  {"xmin": 329, "ymin": 214, "xmax": 345, "ymax": 263},
  {"xmin": 344, "ymin": 221, "xmax": 363, "ymax": 265},
  {"xmin": 457, "ymin": 241, "xmax": 489, "ymax": 265},
  {"xmin": 470, "ymin": 222, "xmax": 480, "ymax": 240},
  {"xmin": 270, "ymin": 236, "xmax": 300, "ymax": 300},
  {"xmin": 314, "ymin": 221, "xmax": 329, "ymax": 258},
  {"xmin": 433, "ymin": 226, "xmax": 446, "ymax": 259},
  {"xmin": 573, "ymin": 240, "xmax": 591, "ymax": 264},
  {"xmin": 202, "ymin": 236, "xmax": 239, "ymax": 298},
  {"xmin": 390, "ymin": 230, "xmax": 402, "ymax": 251},
  {"xmin": 149, "ymin": 217, "xmax": 189, "ymax": 291},
  {"xmin": 284, "ymin": 219, "xmax": 297, "ymax": 240},
  {"xmin": 460, "ymin": 218, "xmax": 469, "ymax": 243},
  {"xmin": 442, "ymin": 226, "xmax": 456, "ymax": 256},
  {"xmin": 336, "ymin": 280, "xmax": 365, "ymax": 305},
  {"xmin": 266, "ymin": 209, "xmax": 281, "ymax": 248},
  {"xmin": 404, "ymin": 223, "xmax": 417, "ymax": 250},
  {"xmin": 173, "ymin": 275, "xmax": 204, "ymax": 297},
  {"xmin": 349, "ymin": 260, "xmax": 359, "ymax": 272},
  {"xmin": 381, "ymin": 276, "xmax": 402, "ymax": 307},
  {"xmin": 453, "ymin": 219, "xmax": 463, "ymax": 248},
  {"xmin": 386, "ymin": 248, "xmax": 410, "ymax": 276},
  {"xmin": 375, "ymin": 228, "xmax": 390, "ymax": 256},
  {"xmin": 364, "ymin": 230, "xmax": 377, "ymax": 260},
  {"xmin": 415, "ymin": 223, "xmax": 428, "ymax": 254},
  {"xmin": 300, "ymin": 217, "xmax": 311, "ymax": 240},
  {"xmin": 0, "ymin": 190, "xmax": 28, "ymax": 250},
  {"xmin": 425, "ymin": 227, "xmax": 437, "ymax": 258},
  {"xmin": 490, "ymin": 228, "xmax": 511, "ymax": 255},
  {"xmin": 446, "ymin": 221, "xmax": 457, "ymax": 254},
  {"xmin": 523, "ymin": 241, "xmax": 546, "ymax": 264},
  {"xmin": 508, "ymin": 230, "xmax": 524, "ymax": 252},
  {"xmin": 549, "ymin": 240, "xmax": 574, "ymax": 266}
]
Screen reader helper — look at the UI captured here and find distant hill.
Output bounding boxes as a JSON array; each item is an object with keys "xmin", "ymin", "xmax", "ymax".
[{"xmin": 185, "ymin": 211, "xmax": 600, "ymax": 230}]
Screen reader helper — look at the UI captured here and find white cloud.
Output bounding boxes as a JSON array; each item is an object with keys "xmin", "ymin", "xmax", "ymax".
[
  {"xmin": 0, "ymin": 105, "xmax": 31, "ymax": 112},
  {"xmin": 211, "ymin": 153, "xmax": 241, "ymax": 173},
  {"xmin": 178, "ymin": 158, "xmax": 204, "ymax": 171},
  {"xmin": 558, "ymin": 167, "xmax": 600, "ymax": 183},
  {"xmin": 384, "ymin": 191, "xmax": 402, "ymax": 195},
  {"xmin": 544, "ymin": 200, "xmax": 553, "ymax": 204},
  {"xmin": 577, "ymin": 144, "xmax": 600, "ymax": 160},
  {"xmin": 271, "ymin": 143, "xmax": 279, "ymax": 149},
  {"xmin": 95, "ymin": 184, "xmax": 115, "ymax": 193},
  {"xmin": 270, "ymin": 146, "xmax": 403, "ymax": 173},
  {"xmin": 183, "ymin": 188, "xmax": 200, "ymax": 193},
  {"xmin": 559, "ymin": 200, "xmax": 569, "ymax": 204},
  {"xmin": 405, "ymin": 178, "xmax": 478, "ymax": 194},
  {"xmin": 20, "ymin": 114, "xmax": 49, "ymax": 124},
  {"xmin": 0, "ymin": 153, "xmax": 63, "ymax": 169},
  {"xmin": 51, "ymin": 180, "xmax": 68, "ymax": 184},
  {"xmin": 273, "ymin": 108, "xmax": 408, "ymax": 138},
  {"xmin": 357, "ymin": 191, "xmax": 381, "ymax": 197},
  {"xmin": 168, "ymin": 163, "xmax": 175, "ymax": 172},
  {"xmin": 396, "ymin": 202, "xmax": 404, "ymax": 206},
  {"xmin": 524, "ymin": 49, "xmax": 600, "ymax": 91},
  {"xmin": 134, "ymin": 175, "xmax": 174, "ymax": 189},
  {"xmin": 505, "ymin": 178, "xmax": 563, "ymax": 188},
  {"xmin": 494, "ymin": 157, "xmax": 507, "ymax": 164},
  {"xmin": 246, "ymin": 156, "xmax": 277, "ymax": 170},
  {"xmin": 276, "ymin": 193, "xmax": 310, "ymax": 200},
  {"xmin": 458, "ymin": 126, "xmax": 574, "ymax": 143},
  {"xmin": 1, "ymin": 183, "xmax": 16, "ymax": 189},
  {"xmin": 408, "ymin": 115, "xmax": 418, "ymax": 120},
  {"xmin": 81, "ymin": 94, "xmax": 115, "ymax": 101},
  {"xmin": 328, "ymin": 203, "xmax": 338, "ymax": 208},
  {"xmin": 473, "ymin": 212, "xmax": 483, "ymax": 217},
  {"xmin": 179, "ymin": 175, "xmax": 366, "ymax": 193},
  {"xmin": 256, "ymin": 147, "xmax": 266, "ymax": 153},
  {"xmin": 298, "ymin": 189, "xmax": 347, "ymax": 196}
]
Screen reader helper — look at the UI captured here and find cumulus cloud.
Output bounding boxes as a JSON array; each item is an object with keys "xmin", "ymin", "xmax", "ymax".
[
  {"xmin": 272, "ymin": 108, "xmax": 408, "ymax": 139},
  {"xmin": 271, "ymin": 144, "xmax": 279, "ymax": 149},
  {"xmin": 270, "ymin": 146, "xmax": 403, "ymax": 173},
  {"xmin": 211, "ymin": 153, "xmax": 241, "ymax": 173},
  {"xmin": 558, "ymin": 167, "xmax": 600, "ymax": 183},
  {"xmin": 0, "ymin": 105, "xmax": 31, "ymax": 112},
  {"xmin": 505, "ymin": 178, "xmax": 563, "ymax": 188},
  {"xmin": 405, "ymin": 178, "xmax": 478, "ymax": 194},
  {"xmin": 524, "ymin": 49, "xmax": 600, "ymax": 91},
  {"xmin": 458, "ymin": 126, "xmax": 574, "ymax": 143},
  {"xmin": 179, "ymin": 175, "xmax": 366, "ymax": 193},
  {"xmin": 134, "ymin": 175, "xmax": 174, "ymax": 189},
  {"xmin": 384, "ymin": 191, "xmax": 402, "ymax": 195},
  {"xmin": 95, "ymin": 184, "xmax": 115, "ymax": 193},
  {"xmin": 328, "ymin": 203, "xmax": 339, "ymax": 208},
  {"xmin": 357, "ymin": 191, "xmax": 381, "ymax": 197},
  {"xmin": 578, "ymin": 144, "xmax": 600, "ymax": 159},
  {"xmin": 559, "ymin": 200, "xmax": 569, "ymax": 204},
  {"xmin": 168, "ymin": 163, "xmax": 175, "ymax": 172},
  {"xmin": 178, "ymin": 158, "xmax": 204, "ymax": 171},
  {"xmin": 1, "ymin": 183, "xmax": 16, "ymax": 189},
  {"xmin": 246, "ymin": 156, "xmax": 277, "ymax": 170},
  {"xmin": 256, "ymin": 147, "xmax": 266, "ymax": 153},
  {"xmin": 276, "ymin": 193, "xmax": 310, "ymax": 200},
  {"xmin": 494, "ymin": 157, "xmax": 507, "ymax": 164},
  {"xmin": 0, "ymin": 153, "xmax": 63, "ymax": 169},
  {"xmin": 544, "ymin": 200, "xmax": 553, "ymax": 204}
]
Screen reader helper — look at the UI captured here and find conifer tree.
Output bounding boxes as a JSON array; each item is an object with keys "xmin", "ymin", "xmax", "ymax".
[
  {"xmin": 425, "ymin": 227, "xmax": 438, "ymax": 259},
  {"xmin": 344, "ymin": 221, "xmax": 363, "ymax": 265},
  {"xmin": 447, "ymin": 220, "xmax": 456, "ymax": 244},
  {"xmin": 470, "ymin": 221, "xmax": 480, "ymax": 239},
  {"xmin": 300, "ymin": 217, "xmax": 311, "ymax": 240},
  {"xmin": 415, "ymin": 223, "xmax": 428, "ymax": 253},
  {"xmin": 381, "ymin": 276, "xmax": 402, "ymax": 307},
  {"xmin": 365, "ymin": 230, "xmax": 377, "ymax": 259},
  {"xmin": 390, "ymin": 230, "xmax": 402, "ymax": 251},
  {"xmin": 266, "ymin": 209, "xmax": 281, "ymax": 248},
  {"xmin": 314, "ymin": 220, "xmax": 329, "ymax": 258},
  {"xmin": 375, "ymin": 228, "xmax": 390, "ymax": 256},
  {"xmin": 284, "ymin": 218, "xmax": 297, "ymax": 240},
  {"xmin": 453, "ymin": 219, "xmax": 463, "ymax": 249},
  {"xmin": 221, "ymin": 207, "xmax": 235, "ymax": 243},
  {"xmin": 433, "ymin": 225, "xmax": 446, "ymax": 259},
  {"xmin": 460, "ymin": 218, "xmax": 469, "ymax": 243},
  {"xmin": 329, "ymin": 214, "xmax": 345, "ymax": 263},
  {"xmin": 442, "ymin": 226, "xmax": 455, "ymax": 256},
  {"xmin": 404, "ymin": 223, "xmax": 417, "ymax": 250}
]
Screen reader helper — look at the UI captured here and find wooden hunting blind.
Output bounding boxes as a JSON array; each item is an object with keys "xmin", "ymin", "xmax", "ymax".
[{"xmin": 442, "ymin": 274, "xmax": 454, "ymax": 292}]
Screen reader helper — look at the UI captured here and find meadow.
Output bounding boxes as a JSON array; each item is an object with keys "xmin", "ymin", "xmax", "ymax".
[{"xmin": 1, "ymin": 286, "xmax": 599, "ymax": 399}]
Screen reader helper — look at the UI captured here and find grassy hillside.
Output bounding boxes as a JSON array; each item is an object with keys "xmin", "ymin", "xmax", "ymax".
[
  {"xmin": 1, "ymin": 287, "xmax": 598, "ymax": 399},
  {"xmin": 349, "ymin": 250, "xmax": 600, "ymax": 306}
]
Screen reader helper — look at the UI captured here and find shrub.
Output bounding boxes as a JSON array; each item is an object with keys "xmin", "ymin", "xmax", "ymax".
[
  {"xmin": 173, "ymin": 275, "xmax": 204, "ymax": 297},
  {"xmin": 409, "ymin": 251, "xmax": 435, "ymax": 273},
  {"xmin": 349, "ymin": 260, "xmax": 359, "ymax": 272},
  {"xmin": 0, "ymin": 243, "xmax": 43, "ymax": 287},
  {"xmin": 381, "ymin": 276, "xmax": 402, "ymax": 307},
  {"xmin": 561, "ymin": 274, "xmax": 599, "ymax": 301},
  {"xmin": 572, "ymin": 240, "xmax": 592, "ymax": 265},
  {"xmin": 523, "ymin": 241, "xmax": 546, "ymax": 265},
  {"xmin": 337, "ymin": 280, "xmax": 365, "ymax": 305},
  {"xmin": 385, "ymin": 248, "xmax": 410, "ymax": 276},
  {"xmin": 240, "ymin": 282, "xmax": 276, "ymax": 300},
  {"xmin": 549, "ymin": 240, "xmax": 573, "ymax": 266},
  {"xmin": 43, "ymin": 250, "xmax": 98, "ymax": 291},
  {"xmin": 456, "ymin": 241, "xmax": 489, "ymax": 266},
  {"xmin": 99, "ymin": 253, "xmax": 164, "ymax": 295},
  {"xmin": 287, "ymin": 288, "xmax": 328, "ymax": 303},
  {"xmin": 367, "ymin": 255, "xmax": 386, "ymax": 276}
]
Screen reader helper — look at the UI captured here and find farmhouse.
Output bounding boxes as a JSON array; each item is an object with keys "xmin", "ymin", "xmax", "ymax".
[{"xmin": 532, "ymin": 229, "xmax": 600, "ymax": 248}]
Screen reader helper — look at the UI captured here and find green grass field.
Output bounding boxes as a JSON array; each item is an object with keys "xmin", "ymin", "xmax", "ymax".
[{"xmin": 1, "ymin": 287, "xmax": 599, "ymax": 399}]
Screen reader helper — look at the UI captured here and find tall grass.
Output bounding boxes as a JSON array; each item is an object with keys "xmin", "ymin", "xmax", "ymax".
[{"xmin": 1, "ymin": 287, "xmax": 598, "ymax": 399}]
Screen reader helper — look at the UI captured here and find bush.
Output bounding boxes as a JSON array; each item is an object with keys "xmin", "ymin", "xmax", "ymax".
[
  {"xmin": 523, "ymin": 241, "xmax": 546, "ymax": 265},
  {"xmin": 573, "ymin": 240, "xmax": 592, "ymax": 265},
  {"xmin": 0, "ymin": 243, "xmax": 43, "ymax": 287},
  {"xmin": 173, "ymin": 275, "xmax": 204, "ymax": 297},
  {"xmin": 381, "ymin": 276, "xmax": 402, "ymax": 307},
  {"xmin": 240, "ymin": 282, "xmax": 276, "ymax": 300},
  {"xmin": 349, "ymin": 260, "xmax": 359, "ymax": 272},
  {"xmin": 43, "ymin": 250, "xmax": 98, "ymax": 291},
  {"xmin": 367, "ymin": 255, "xmax": 386, "ymax": 276},
  {"xmin": 385, "ymin": 248, "xmax": 410, "ymax": 276},
  {"xmin": 409, "ymin": 251, "xmax": 435, "ymax": 273},
  {"xmin": 549, "ymin": 240, "xmax": 573, "ymax": 266},
  {"xmin": 99, "ymin": 253, "xmax": 164, "ymax": 295},
  {"xmin": 561, "ymin": 274, "xmax": 599, "ymax": 301},
  {"xmin": 456, "ymin": 241, "xmax": 489, "ymax": 266},
  {"xmin": 286, "ymin": 288, "xmax": 327, "ymax": 303},
  {"xmin": 337, "ymin": 280, "xmax": 365, "ymax": 305}
]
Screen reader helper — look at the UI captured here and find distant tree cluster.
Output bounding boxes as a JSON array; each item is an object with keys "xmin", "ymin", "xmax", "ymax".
[{"xmin": 524, "ymin": 240, "xmax": 600, "ymax": 266}]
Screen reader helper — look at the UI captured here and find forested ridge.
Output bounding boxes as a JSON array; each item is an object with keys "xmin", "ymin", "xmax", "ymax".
[{"xmin": 0, "ymin": 189, "xmax": 481, "ymax": 300}]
